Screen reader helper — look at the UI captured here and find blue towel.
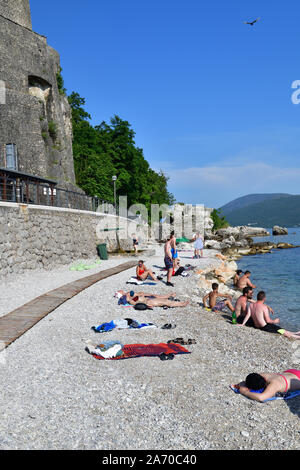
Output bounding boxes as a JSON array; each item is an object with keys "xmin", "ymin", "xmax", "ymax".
[{"xmin": 230, "ymin": 385, "xmax": 300, "ymax": 402}]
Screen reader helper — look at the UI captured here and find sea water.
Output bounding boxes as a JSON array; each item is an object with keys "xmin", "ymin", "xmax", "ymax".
[{"xmin": 237, "ymin": 227, "xmax": 300, "ymax": 331}]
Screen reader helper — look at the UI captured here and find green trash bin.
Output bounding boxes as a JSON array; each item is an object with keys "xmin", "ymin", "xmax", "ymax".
[{"xmin": 97, "ymin": 243, "xmax": 108, "ymax": 260}]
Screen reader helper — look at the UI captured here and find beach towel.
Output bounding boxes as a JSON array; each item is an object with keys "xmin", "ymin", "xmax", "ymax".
[
  {"xmin": 230, "ymin": 385, "xmax": 300, "ymax": 402},
  {"xmin": 92, "ymin": 342, "xmax": 191, "ymax": 360},
  {"xmin": 70, "ymin": 260, "xmax": 101, "ymax": 271},
  {"xmin": 126, "ymin": 277, "xmax": 156, "ymax": 286},
  {"xmin": 92, "ymin": 318, "xmax": 157, "ymax": 333}
]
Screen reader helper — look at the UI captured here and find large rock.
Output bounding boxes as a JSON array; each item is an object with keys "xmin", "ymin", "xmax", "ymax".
[{"xmin": 272, "ymin": 226, "xmax": 288, "ymax": 236}]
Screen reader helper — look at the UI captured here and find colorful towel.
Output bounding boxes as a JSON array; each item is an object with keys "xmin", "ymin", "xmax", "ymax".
[
  {"xmin": 230, "ymin": 385, "xmax": 300, "ymax": 402},
  {"xmin": 92, "ymin": 342, "xmax": 191, "ymax": 360}
]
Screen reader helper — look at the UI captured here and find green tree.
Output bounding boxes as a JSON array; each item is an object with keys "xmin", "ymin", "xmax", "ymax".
[{"xmin": 211, "ymin": 209, "xmax": 230, "ymax": 231}]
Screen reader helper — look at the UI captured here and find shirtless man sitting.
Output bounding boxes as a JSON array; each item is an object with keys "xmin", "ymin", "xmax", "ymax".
[
  {"xmin": 202, "ymin": 283, "xmax": 235, "ymax": 313},
  {"xmin": 115, "ymin": 290, "xmax": 189, "ymax": 308},
  {"xmin": 231, "ymin": 369, "xmax": 300, "ymax": 402},
  {"xmin": 239, "ymin": 291, "xmax": 300, "ymax": 339},
  {"xmin": 237, "ymin": 270, "xmax": 256, "ymax": 290},
  {"xmin": 235, "ymin": 287, "xmax": 255, "ymax": 326}
]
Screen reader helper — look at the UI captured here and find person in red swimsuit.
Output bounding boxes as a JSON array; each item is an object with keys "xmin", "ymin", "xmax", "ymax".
[
  {"xmin": 231, "ymin": 370, "xmax": 300, "ymax": 402},
  {"xmin": 136, "ymin": 260, "xmax": 160, "ymax": 282}
]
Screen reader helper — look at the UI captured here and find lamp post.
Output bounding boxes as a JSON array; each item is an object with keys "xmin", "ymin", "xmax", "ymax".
[{"xmin": 112, "ymin": 175, "xmax": 117, "ymax": 211}]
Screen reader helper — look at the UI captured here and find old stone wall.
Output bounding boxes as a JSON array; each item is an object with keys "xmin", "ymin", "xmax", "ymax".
[
  {"xmin": 0, "ymin": 0, "xmax": 32, "ymax": 29},
  {"xmin": 0, "ymin": 4, "xmax": 76, "ymax": 188},
  {"xmin": 0, "ymin": 202, "xmax": 146, "ymax": 277}
]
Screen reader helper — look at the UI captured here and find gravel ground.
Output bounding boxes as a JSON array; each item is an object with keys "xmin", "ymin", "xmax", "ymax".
[{"xmin": 0, "ymin": 246, "xmax": 299, "ymax": 450}]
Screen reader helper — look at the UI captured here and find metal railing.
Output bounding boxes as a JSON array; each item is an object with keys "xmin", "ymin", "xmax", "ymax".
[{"xmin": 0, "ymin": 173, "xmax": 113, "ymax": 213}]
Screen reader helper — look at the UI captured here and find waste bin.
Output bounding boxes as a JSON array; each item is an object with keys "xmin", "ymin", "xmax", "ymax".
[{"xmin": 97, "ymin": 243, "xmax": 108, "ymax": 260}]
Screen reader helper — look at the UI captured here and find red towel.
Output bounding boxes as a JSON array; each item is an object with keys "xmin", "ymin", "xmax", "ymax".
[{"xmin": 92, "ymin": 342, "xmax": 190, "ymax": 360}]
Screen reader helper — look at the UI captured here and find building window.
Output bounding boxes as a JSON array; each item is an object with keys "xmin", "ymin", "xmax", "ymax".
[{"xmin": 5, "ymin": 144, "xmax": 18, "ymax": 170}]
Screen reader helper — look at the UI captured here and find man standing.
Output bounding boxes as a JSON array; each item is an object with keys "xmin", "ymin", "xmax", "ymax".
[{"xmin": 164, "ymin": 236, "xmax": 174, "ymax": 287}]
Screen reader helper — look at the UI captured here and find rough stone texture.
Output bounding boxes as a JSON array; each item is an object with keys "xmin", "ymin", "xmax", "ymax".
[
  {"xmin": 0, "ymin": 0, "xmax": 32, "ymax": 30},
  {"xmin": 0, "ymin": 202, "xmax": 145, "ymax": 277},
  {"xmin": 0, "ymin": 1, "xmax": 76, "ymax": 188}
]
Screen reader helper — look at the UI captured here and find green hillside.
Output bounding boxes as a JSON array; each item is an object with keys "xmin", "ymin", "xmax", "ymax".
[
  {"xmin": 220, "ymin": 193, "xmax": 291, "ymax": 216},
  {"xmin": 220, "ymin": 195, "xmax": 300, "ymax": 227}
]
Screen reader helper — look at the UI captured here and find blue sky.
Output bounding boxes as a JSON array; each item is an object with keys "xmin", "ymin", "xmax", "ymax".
[{"xmin": 30, "ymin": 0, "xmax": 300, "ymax": 208}]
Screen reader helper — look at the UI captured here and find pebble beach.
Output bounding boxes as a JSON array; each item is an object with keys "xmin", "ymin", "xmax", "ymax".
[{"xmin": 0, "ymin": 245, "xmax": 299, "ymax": 450}]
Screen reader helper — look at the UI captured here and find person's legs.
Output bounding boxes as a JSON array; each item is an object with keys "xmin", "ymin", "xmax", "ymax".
[
  {"xmin": 225, "ymin": 299, "xmax": 235, "ymax": 313},
  {"xmin": 147, "ymin": 299, "xmax": 189, "ymax": 308}
]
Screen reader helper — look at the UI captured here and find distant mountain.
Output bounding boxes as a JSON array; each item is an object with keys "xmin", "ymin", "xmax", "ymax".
[
  {"xmin": 220, "ymin": 193, "xmax": 291, "ymax": 216},
  {"xmin": 219, "ymin": 194, "xmax": 300, "ymax": 228}
]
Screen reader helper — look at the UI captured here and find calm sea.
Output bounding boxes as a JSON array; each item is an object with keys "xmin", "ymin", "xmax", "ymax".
[{"xmin": 237, "ymin": 227, "xmax": 300, "ymax": 331}]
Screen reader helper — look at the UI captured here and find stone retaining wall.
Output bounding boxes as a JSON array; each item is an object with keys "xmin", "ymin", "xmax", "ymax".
[{"xmin": 0, "ymin": 202, "xmax": 145, "ymax": 276}]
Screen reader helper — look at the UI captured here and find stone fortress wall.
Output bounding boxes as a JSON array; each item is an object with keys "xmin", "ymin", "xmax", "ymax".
[{"xmin": 0, "ymin": 0, "xmax": 77, "ymax": 188}]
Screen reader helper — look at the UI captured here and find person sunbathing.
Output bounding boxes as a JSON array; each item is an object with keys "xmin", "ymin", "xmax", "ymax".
[
  {"xmin": 136, "ymin": 260, "xmax": 160, "ymax": 282},
  {"xmin": 202, "ymin": 283, "xmax": 235, "ymax": 313},
  {"xmin": 231, "ymin": 370, "xmax": 300, "ymax": 402},
  {"xmin": 115, "ymin": 290, "xmax": 189, "ymax": 308}
]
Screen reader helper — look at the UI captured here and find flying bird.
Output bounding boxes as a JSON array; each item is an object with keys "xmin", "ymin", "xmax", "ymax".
[{"xmin": 244, "ymin": 17, "xmax": 261, "ymax": 26}]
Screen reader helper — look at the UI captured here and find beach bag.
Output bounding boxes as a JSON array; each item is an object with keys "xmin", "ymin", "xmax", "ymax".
[
  {"xmin": 174, "ymin": 266, "xmax": 185, "ymax": 276},
  {"xmin": 133, "ymin": 303, "xmax": 153, "ymax": 311}
]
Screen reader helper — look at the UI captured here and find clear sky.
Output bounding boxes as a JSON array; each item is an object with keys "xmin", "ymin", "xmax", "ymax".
[{"xmin": 30, "ymin": 0, "xmax": 300, "ymax": 208}]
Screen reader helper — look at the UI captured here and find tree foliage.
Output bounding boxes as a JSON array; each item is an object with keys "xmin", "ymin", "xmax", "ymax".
[
  {"xmin": 211, "ymin": 208, "xmax": 230, "ymax": 231},
  {"xmin": 68, "ymin": 92, "xmax": 174, "ymax": 213}
]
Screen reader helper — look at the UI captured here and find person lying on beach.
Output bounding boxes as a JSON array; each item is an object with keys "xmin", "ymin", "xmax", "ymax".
[
  {"xmin": 230, "ymin": 370, "xmax": 300, "ymax": 402},
  {"xmin": 115, "ymin": 289, "xmax": 189, "ymax": 308},
  {"xmin": 136, "ymin": 260, "xmax": 161, "ymax": 282},
  {"xmin": 237, "ymin": 270, "xmax": 256, "ymax": 290},
  {"xmin": 233, "ymin": 270, "xmax": 243, "ymax": 287},
  {"xmin": 238, "ymin": 291, "xmax": 300, "ymax": 339},
  {"xmin": 202, "ymin": 283, "xmax": 235, "ymax": 313}
]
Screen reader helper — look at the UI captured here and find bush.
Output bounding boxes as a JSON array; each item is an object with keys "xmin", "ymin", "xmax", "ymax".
[{"xmin": 211, "ymin": 208, "xmax": 229, "ymax": 231}]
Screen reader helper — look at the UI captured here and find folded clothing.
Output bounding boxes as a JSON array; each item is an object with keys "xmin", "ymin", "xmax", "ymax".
[
  {"xmin": 86, "ymin": 340, "xmax": 124, "ymax": 358},
  {"xmin": 92, "ymin": 318, "xmax": 157, "ymax": 333},
  {"xmin": 92, "ymin": 342, "xmax": 191, "ymax": 360}
]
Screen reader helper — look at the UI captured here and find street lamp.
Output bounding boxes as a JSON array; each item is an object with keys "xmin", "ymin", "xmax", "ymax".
[{"xmin": 112, "ymin": 175, "xmax": 117, "ymax": 211}]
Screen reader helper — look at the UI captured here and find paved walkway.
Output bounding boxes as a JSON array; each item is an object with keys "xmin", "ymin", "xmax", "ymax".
[{"xmin": 0, "ymin": 260, "xmax": 136, "ymax": 348}]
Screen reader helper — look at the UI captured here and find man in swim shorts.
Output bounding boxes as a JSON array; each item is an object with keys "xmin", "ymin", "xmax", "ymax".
[
  {"xmin": 202, "ymin": 283, "xmax": 235, "ymax": 313},
  {"xmin": 231, "ymin": 369, "xmax": 300, "ymax": 402},
  {"xmin": 239, "ymin": 291, "xmax": 300, "ymax": 339},
  {"xmin": 164, "ymin": 236, "xmax": 174, "ymax": 287}
]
